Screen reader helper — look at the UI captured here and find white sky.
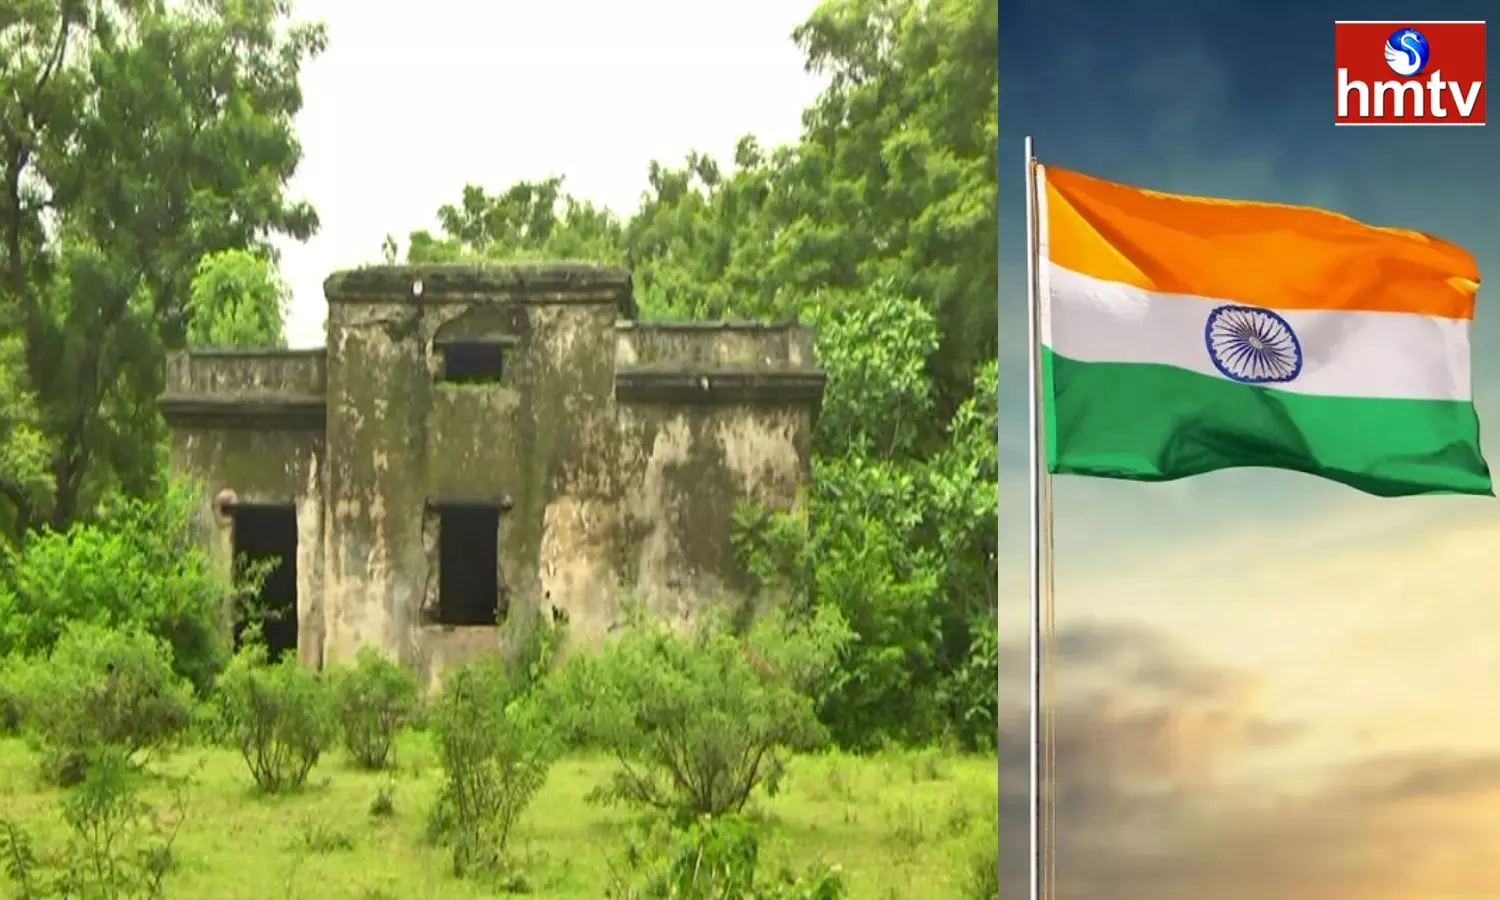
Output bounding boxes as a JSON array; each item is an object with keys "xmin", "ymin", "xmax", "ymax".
[{"xmin": 273, "ymin": 0, "xmax": 827, "ymax": 348}]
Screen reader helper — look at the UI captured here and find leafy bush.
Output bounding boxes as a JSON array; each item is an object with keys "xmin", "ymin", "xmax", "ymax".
[
  {"xmin": 561, "ymin": 603, "xmax": 849, "ymax": 820},
  {"xmin": 606, "ymin": 815, "xmax": 846, "ymax": 900},
  {"xmin": 0, "ymin": 480, "xmax": 238, "ymax": 694},
  {"xmin": 213, "ymin": 645, "xmax": 335, "ymax": 792},
  {"xmin": 0, "ymin": 657, "xmax": 21, "ymax": 735},
  {"xmin": 428, "ymin": 656, "xmax": 556, "ymax": 878},
  {"xmin": 500, "ymin": 603, "xmax": 568, "ymax": 698},
  {"xmin": 9, "ymin": 624, "xmax": 194, "ymax": 785},
  {"xmin": 0, "ymin": 747, "xmax": 185, "ymax": 900},
  {"xmin": 735, "ymin": 344, "xmax": 1000, "ymax": 752},
  {"xmin": 941, "ymin": 610, "xmax": 998, "ymax": 751},
  {"xmin": 325, "ymin": 647, "xmax": 421, "ymax": 770}
]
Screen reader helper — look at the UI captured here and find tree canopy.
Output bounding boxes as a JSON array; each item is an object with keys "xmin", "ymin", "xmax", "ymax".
[{"xmin": 0, "ymin": 0, "xmax": 323, "ymax": 540}]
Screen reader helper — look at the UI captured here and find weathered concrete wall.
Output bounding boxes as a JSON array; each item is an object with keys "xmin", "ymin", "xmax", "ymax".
[
  {"xmin": 321, "ymin": 297, "xmax": 429, "ymax": 671},
  {"xmin": 159, "ymin": 263, "xmax": 824, "ymax": 689},
  {"xmin": 158, "ymin": 350, "xmax": 327, "ymax": 666},
  {"xmin": 612, "ymin": 322, "xmax": 823, "ymax": 625}
]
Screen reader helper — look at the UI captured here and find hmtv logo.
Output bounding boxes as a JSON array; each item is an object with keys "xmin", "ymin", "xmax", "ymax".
[{"xmin": 1335, "ymin": 21, "xmax": 1487, "ymax": 125}]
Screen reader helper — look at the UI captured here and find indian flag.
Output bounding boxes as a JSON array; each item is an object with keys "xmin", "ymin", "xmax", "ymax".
[{"xmin": 1036, "ymin": 163, "xmax": 1492, "ymax": 498}]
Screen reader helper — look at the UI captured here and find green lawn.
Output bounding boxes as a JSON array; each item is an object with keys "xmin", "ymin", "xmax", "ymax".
[{"xmin": 0, "ymin": 735, "xmax": 997, "ymax": 899}]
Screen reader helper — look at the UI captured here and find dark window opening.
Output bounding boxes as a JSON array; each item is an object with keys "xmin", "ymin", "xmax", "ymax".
[
  {"xmin": 438, "ymin": 341, "xmax": 506, "ymax": 383},
  {"xmin": 437, "ymin": 504, "xmax": 504, "ymax": 625},
  {"xmin": 231, "ymin": 503, "xmax": 299, "ymax": 662}
]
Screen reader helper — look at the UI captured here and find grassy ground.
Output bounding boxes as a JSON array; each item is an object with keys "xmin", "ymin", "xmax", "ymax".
[{"xmin": 0, "ymin": 735, "xmax": 997, "ymax": 899}]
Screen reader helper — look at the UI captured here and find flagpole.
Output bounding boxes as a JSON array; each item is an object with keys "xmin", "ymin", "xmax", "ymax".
[{"xmin": 1022, "ymin": 134, "xmax": 1046, "ymax": 900}]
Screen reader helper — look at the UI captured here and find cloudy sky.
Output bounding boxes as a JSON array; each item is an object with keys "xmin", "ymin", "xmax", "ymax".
[
  {"xmin": 999, "ymin": 0, "xmax": 1500, "ymax": 897},
  {"xmin": 271, "ymin": 0, "xmax": 826, "ymax": 347}
]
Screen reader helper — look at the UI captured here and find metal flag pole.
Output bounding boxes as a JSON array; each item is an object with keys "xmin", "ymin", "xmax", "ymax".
[{"xmin": 1022, "ymin": 133, "xmax": 1047, "ymax": 900}]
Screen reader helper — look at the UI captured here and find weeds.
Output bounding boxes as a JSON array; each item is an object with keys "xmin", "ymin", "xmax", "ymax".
[{"xmin": 0, "ymin": 748, "xmax": 187, "ymax": 899}]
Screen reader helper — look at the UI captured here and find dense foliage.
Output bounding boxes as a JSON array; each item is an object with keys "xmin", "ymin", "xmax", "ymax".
[
  {"xmin": 559, "ymin": 603, "xmax": 850, "ymax": 819},
  {"xmin": 7, "ymin": 624, "xmax": 195, "ymax": 785},
  {"xmin": 0, "ymin": 479, "xmax": 236, "ymax": 693},
  {"xmin": 0, "ymin": 0, "xmax": 322, "ymax": 541}
]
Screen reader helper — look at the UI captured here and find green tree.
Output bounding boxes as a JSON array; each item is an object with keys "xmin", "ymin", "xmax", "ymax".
[
  {"xmin": 184, "ymin": 249, "xmax": 291, "ymax": 348},
  {"xmin": 397, "ymin": 177, "xmax": 626, "ymax": 265},
  {"xmin": 0, "ymin": 336, "xmax": 53, "ymax": 538},
  {"xmin": 0, "ymin": 477, "xmax": 238, "ymax": 694},
  {"xmin": 735, "ymin": 291, "xmax": 995, "ymax": 748},
  {"xmin": 619, "ymin": 0, "xmax": 999, "ymax": 410},
  {"xmin": 0, "ymin": 0, "xmax": 324, "ymax": 540},
  {"xmin": 790, "ymin": 0, "xmax": 999, "ymax": 408}
]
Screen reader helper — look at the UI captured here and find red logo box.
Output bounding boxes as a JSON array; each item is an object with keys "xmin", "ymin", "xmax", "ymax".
[{"xmin": 1334, "ymin": 21, "xmax": 1486, "ymax": 125}]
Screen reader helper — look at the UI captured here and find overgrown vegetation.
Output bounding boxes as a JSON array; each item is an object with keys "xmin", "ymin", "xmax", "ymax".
[
  {"xmin": 326, "ymin": 647, "xmax": 421, "ymax": 771},
  {"xmin": 8, "ymin": 625, "xmax": 195, "ymax": 786},
  {"xmin": 427, "ymin": 656, "xmax": 557, "ymax": 881},
  {"xmin": 396, "ymin": 0, "xmax": 1001, "ymax": 754},
  {"xmin": 213, "ymin": 645, "xmax": 336, "ymax": 793},
  {"xmin": 0, "ymin": 748, "xmax": 187, "ymax": 900},
  {"xmin": 562, "ymin": 604, "xmax": 849, "ymax": 820},
  {"xmin": 0, "ymin": 0, "xmax": 1000, "ymax": 894},
  {"xmin": 0, "ymin": 605, "xmax": 995, "ymax": 897},
  {"xmin": 605, "ymin": 815, "xmax": 848, "ymax": 899},
  {"xmin": 0, "ymin": 482, "xmax": 237, "ymax": 695}
]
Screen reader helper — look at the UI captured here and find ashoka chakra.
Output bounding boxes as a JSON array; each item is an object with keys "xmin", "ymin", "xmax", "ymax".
[{"xmin": 1204, "ymin": 305, "xmax": 1303, "ymax": 384}]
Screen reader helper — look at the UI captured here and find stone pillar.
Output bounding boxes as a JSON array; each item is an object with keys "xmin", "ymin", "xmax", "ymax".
[{"xmin": 320, "ymin": 271, "xmax": 432, "ymax": 667}]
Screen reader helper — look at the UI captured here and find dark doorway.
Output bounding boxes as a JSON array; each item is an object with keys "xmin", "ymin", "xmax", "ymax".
[
  {"xmin": 232, "ymin": 503, "xmax": 299, "ymax": 662},
  {"xmin": 436, "ymin": 504, "xmax": 504, "ymax": 625}
]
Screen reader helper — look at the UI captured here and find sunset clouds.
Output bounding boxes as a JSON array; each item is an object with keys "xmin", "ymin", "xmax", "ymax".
[{"xmin": 997, "ymin": 612, "xmax": 1500, "ymax": 900}]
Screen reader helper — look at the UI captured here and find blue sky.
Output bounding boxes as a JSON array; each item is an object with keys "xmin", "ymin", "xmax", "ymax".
[{"xmin": 998, "ymin": 2, "xmax": 1500, "ymax": 897}]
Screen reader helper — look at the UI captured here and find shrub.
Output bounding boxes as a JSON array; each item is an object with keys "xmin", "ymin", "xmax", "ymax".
[
  {"xmin": 500, "ymin": 603, "xmax": 568, "ymax": 697},
  {"xmin": 562, "ymin": 603, "xmax": 849, "ymax": 820},
  {"xmin": 732, "ymin": 326, "xmax": 1001, "ymax": 752},
  {"xmin": 0, "ymin": 657, "xmax": 21, "ymax": 736},
  {"xmin": 941, "ymin": 612, "xmax": 999, "ymax": 752},
  {"xmin": 428, "ymin": 657, "xmax": 556, "ymax": 878},
  {"xmin": 9, "ymin": 624, "xmax": 194, "ymax": 785},
  {"xmin": 325, "ymin": 647, "xmax": 421, "ymax": 770},
  {"xmin": 0, "ymin": 480, "xmax": 238, "ymax": 694},
  {"xmin": 0, "ymin": 747, "xmax": 185, "ymax": 900},
  {"xmin": 606, "ymin": 815, "xmax": 846, "ymax": 900},
  {"xmin": 213, "ymin": 645, "xmax": 335, "ymax": 792}
]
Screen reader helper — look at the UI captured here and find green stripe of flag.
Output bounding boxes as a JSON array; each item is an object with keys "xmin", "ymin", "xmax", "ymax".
[{"xmin": 1043, "ymin": 349, "xmax": 1492, "ymax": 498}]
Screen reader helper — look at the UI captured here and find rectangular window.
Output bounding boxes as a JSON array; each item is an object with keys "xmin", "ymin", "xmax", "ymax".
[
  {"xmin": 437, "ymin": 341, "xmax": 506, "ymax": 383},
  {"xmin": 435, "ymin": 503, "xmax": 504, "ymax": 625}
]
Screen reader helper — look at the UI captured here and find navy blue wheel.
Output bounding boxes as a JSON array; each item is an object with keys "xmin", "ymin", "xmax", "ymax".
[{"xmin": 1204, "ymin": 305, "xmax": 1303, "ymax": 384}]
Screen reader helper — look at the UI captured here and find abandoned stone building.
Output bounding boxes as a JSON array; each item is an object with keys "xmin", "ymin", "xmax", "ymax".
[{"xmin": 157, "ymin": 263, "xmax": 825, "ymax": 688}]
